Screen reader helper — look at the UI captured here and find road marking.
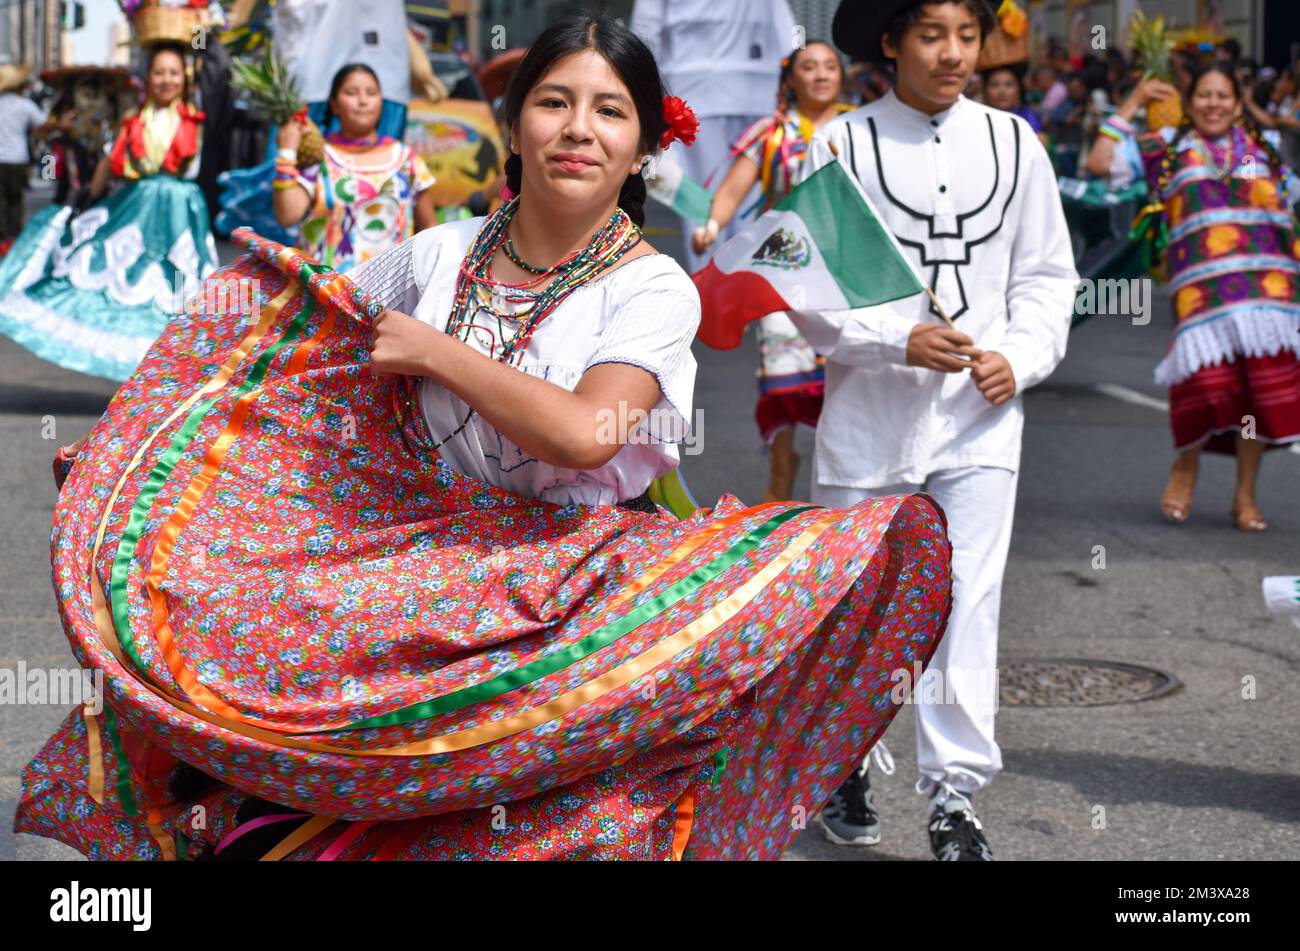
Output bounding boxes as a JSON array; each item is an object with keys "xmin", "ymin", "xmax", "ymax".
[
  {"xmin": 1093, "ymin": 384, "xmax": 1300, "ymax": 456},
  {"xmin": 1094, "ymin": 383, "xmax": 1168, "ymax": 412}
]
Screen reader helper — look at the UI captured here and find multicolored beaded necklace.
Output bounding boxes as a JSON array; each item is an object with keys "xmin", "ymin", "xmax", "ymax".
[
  {"xmin": 1191, "ymin": 126, "xmax": 1245, "ymax": 181},
  {"xmin": 425, "ymin": 196, "xmax": 643, "ymax": 451}
]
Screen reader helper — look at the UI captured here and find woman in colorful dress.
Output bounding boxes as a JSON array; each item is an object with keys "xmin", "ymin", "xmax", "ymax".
[
  {"xmin": 692, "ymin": 41, "xmax": 850, "ymax": 503},
  {"xmin": 273, "ymin": 63, "xmax": 437, "ymax": 273},
  {"xmin": 691, "ymin": 42, "xmax": 852, "ymax": 504},
  {"xmin": 1087, "ymin": 65, "xmax": 1300, "ymax": 532},
  {"xmin": 0, "ymin": 42, "xmax": 218, "ymax": 381},
  {"xmin": 15, "ymin": 15, "xmax": 953, "ymax": 862}
]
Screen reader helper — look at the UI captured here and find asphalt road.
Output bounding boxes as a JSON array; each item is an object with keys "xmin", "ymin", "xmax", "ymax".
[{"xmin": 2, "ymin": 196, "xmax": 1297, "ymax": 861}]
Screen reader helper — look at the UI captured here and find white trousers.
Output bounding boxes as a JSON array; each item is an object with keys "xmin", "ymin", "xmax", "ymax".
[
  {"xmin": 677, "ymin": 114, "xmax": 765, "ymax": 274},
  {"xmin": 814, "ymin": 466, "xmax": 1019, "ymax": 801}
]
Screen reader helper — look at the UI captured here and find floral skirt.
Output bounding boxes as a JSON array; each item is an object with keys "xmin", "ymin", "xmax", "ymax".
[{"xmin": 14, "ymin": 230, "xmax": 953, "ymax": 860}]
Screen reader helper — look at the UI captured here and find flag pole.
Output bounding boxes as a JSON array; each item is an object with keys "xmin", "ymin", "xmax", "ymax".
[
  {"xmin": 826, "ymin": 140, "xmax": 959, "ymax": 332},
  {"xmin": 924, "ymin": 288, "xmax": 959, "ymax": 331}
]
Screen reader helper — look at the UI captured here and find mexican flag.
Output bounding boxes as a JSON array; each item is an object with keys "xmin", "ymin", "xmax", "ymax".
[
  {"xmin": 693, "ymin": 160, "xmax": 926, "ymax": 350},
  {"xmin": 645, "ymin": 152, "xmax": 713, "ymax": 227}
]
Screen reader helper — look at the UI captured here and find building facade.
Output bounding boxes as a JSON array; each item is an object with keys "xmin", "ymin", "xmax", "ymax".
[{"xmin": 0, "ymin": 0, "xmax": 62, "ymax": 72}]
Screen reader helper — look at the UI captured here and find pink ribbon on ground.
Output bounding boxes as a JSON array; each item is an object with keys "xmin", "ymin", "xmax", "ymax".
[{"xmin": 213, "ymin": 812, "xmax": 310, "ymax": 856}]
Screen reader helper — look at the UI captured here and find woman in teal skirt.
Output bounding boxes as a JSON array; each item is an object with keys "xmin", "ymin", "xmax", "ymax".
[{"xmin": 0, "ymin": 42, "xmax": 219, "ymax": 381}]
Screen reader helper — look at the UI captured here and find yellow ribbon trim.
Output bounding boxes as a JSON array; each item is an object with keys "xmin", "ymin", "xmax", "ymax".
[
  {"xmin": 89, "ymin": 509, "xmax": 838, "ymax": 758},
  {"xmin": 141, "ymin": 307, "xmax": 339, "ymax": 732},
  {"xmin": 260, "ymin": 815, "xmax": 337, "ymax": 862},
  {"xmin": 84, "ymin": 705, "xmax": 104, "ymax": 805},
  {"xmin": 146, "ymin": 807, "xmax": 177, "ymax": 861}
]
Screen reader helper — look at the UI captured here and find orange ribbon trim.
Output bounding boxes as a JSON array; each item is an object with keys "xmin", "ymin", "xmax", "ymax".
[
  {"xmin": 89, "ymin": 510, "xmax": 839, "ymax": 760},
  {"xmin": 140, "ymin": 306, "xmax": 338, "ymax": 731},
  {"xmin": 671, "ymin": 792, "xmax": 695, "ymax": 861},
  {"xmin": 260, "ymin": 815, "xmax": 337, "ymax": 861}
]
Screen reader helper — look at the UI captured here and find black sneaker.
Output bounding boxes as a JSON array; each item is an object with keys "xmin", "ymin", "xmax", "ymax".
[
  {"xmin": 818, "ymin": 762, "xmax": 882, "ymax": 846},
  {"xmin": 928, "ymin": 797, "xmax": 993, "ymax": 861}
]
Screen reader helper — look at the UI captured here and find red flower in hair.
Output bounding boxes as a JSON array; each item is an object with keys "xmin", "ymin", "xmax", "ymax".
[{"xmin": 661, "ymin": 96, "xmax": 699, "ymax": 150}]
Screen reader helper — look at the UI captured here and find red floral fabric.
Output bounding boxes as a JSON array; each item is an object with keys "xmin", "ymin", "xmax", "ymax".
[{"xmin": 15, "ymin": 230, "xmax": 953, "ymax": 860}]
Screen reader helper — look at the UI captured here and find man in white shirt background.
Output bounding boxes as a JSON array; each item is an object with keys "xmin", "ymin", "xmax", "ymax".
[
  {"xmin": 630, "ymin": 0, "xmax": 797, "ymax": 272},
  {"xmin": 0, "ymin": 64, "xmax": 62, "ymax": 245},
  {"xmin": 792, "ymin": 0, "xmax": 1078, "ymax": 861}
]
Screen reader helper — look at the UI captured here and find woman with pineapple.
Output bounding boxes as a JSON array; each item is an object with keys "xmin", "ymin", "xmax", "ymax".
[
  {"xmin": 0, "ymin": 42, "xmax": 219, "ymax": 381},
  {"xmin": 268, "ymin": 62, "xmax": 438, "ymax": 273},
  {"xmin": 1086, "ymin": 62, "xmax": 1300, "ymax": 532}
]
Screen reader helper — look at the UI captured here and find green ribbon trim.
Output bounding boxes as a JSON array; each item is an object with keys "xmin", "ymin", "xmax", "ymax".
[
  {"xmin": 320, "ymin": 505, "xmax": 819, "ymax": 733},
  {"xmin": 98, "ymin": 262, "xmax": 820, "ymax": 745},
  {"xmin": 711, "ymin": 744, "xmax": 731, "ymax": 789},
  {"xmin": 108, "ymin": 266, "xmax": 322, "ymax": 678},
  {"xmin": 102, "ymin": 705, "xmax": 138, "ymax": 818}
]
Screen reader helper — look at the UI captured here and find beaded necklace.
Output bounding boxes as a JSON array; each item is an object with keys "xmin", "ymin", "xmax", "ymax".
[
  {"xmin": 1191, "ymin": 126, "xmax": 1244, "ymax": 181},
  {"xmin": 502, "ymin": 234, "xmax": 555, "ymax": 275},
  {"xmin": 427, "ymin": 197, "xmax": 643, "ymax": 451}
]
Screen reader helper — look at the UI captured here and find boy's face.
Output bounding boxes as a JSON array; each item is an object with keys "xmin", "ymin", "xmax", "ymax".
[{"xmin": 880, "ymin": 2, "xmax": 983, "ymax": 111}]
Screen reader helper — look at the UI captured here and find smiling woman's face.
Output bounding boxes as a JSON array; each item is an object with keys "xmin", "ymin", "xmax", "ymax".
[
  {"xmin": 787, "ymin": 43, "xmax": 844, "ymax": 111},
  {"xmin": 512, "ymin": 50, "xmax": 644, "ymax": 214},
  {"xmin": 1187, "ymin": 70, "xmax": 1241, "ymax": 140},
  {"xmin": 147, "ymin": 51, "xmax": 185, "ymax": 107}
]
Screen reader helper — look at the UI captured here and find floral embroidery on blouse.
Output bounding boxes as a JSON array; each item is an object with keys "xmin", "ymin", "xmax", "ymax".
[{"xmin": 298, "ymin": 134, "xmax": 436, "ymax": 273}]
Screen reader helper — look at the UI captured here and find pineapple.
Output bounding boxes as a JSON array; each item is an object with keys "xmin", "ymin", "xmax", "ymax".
[
  {"xmin": 229, "ymin": 45, "xmax": 325, "ymax": 167},
  {"xmin": 1129, "ymin": 11, "xmax": 1184, "ymax": 130}
]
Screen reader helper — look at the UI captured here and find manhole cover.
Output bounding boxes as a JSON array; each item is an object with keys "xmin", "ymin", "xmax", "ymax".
[{"xmin": 999, "ymin": 659, "xmax": 1181, "ymax": 707}]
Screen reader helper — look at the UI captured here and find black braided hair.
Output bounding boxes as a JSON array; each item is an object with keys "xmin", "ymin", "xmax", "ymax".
[
  {"xmin": 1156, "ymin": 117, "xmax": 1196, "ymax": 195},
  {"xmin": 500, "ymin": 13, "xmax": 669, "ymax": 228},
  {"xmin": 1239, "ymin": 109, "xmax": 1285, "ymax": 183}
]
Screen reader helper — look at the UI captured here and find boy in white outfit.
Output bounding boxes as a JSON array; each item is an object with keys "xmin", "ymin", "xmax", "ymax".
[{"xmin": 793, "ymin": 0, "xmax": 1078, "ymax": 860}]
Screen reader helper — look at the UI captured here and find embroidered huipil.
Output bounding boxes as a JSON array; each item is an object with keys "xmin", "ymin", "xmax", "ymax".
[
  {"xmin": 790, "ymin": 90, "xmax": 1079, "ymax": 488},
  {"xmin": 296, "ymin": 135, "xmax": 436, "ymax": 273},
  {"xmin": 351, "ymin": 218, "xmax": 701, "ymax": 506},
  {"xmin": 1108, "ymin": 118, "xmax": 1300, "ymax": 386}
]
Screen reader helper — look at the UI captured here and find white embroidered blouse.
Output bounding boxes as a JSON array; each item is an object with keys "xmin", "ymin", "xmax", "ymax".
[{"xmin": 349, "ymin": 217, "xmax": 702, "ymax": 506}]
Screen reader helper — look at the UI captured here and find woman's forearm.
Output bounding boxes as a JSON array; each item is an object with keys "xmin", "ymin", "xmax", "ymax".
[
  {"xmin": 707, "ymin": 156, "xmax": 760, "ymax": 231},
  {"xmin": 1085, "ymin": 134, "xmax": 1117, "ymax": 178},
  {"xmin": 414, "ymin": 188, "xmax": 438, "ymax": 232},
  {"xmin": 416, "ymin": 330, "xmax": 658, "ymax": 470},
  {"xmin": 1246, "ymin": 99, "xmax": 1278, "ymax": 129},
  {"xmin": 272, "ymin": 183, "xmax": 312, "ymax": 228},
  {"xmin": 88, "ymin": 157, "xmax": 110, "ymax": 198}
]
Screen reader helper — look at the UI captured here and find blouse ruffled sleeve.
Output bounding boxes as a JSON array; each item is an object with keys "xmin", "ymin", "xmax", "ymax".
[
  {"xmin": 347, "ymin": 233, "xmax": 422, "ymax": 315},
  {"xmin": 583, "ymin": 262, "xmax": 701, "ymax": 445}
]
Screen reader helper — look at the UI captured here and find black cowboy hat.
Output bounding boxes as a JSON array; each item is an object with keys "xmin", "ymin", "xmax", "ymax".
[
  {"xmin": 832, "ymin": 0, "xmax": 916, "ymax": 62},
  {"xmin": 833, "ymin": 0, "xmax": 994, "ymax": 63}
]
